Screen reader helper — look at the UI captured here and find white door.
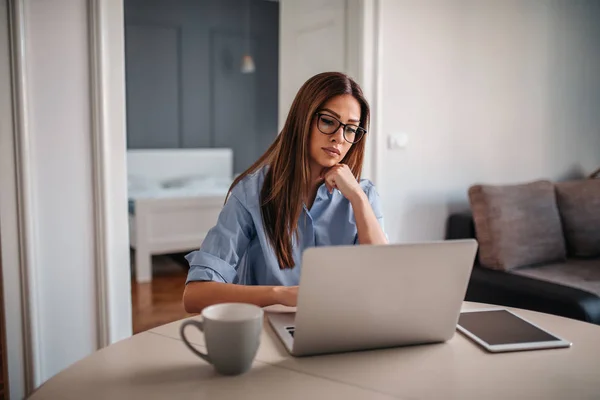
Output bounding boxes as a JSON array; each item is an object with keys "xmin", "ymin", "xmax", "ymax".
[
  {"xmin": 278, "ymin": 0, "xmax": 361, "ymax": 128},
  {"xmin": 278, "ymin": 0, "xmax": 375, "ymax": 180}
]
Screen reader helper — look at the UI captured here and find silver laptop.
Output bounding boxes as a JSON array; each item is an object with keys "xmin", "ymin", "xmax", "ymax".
[{"xmin": 267, "ymin": 239, "xmax": 478, "ymax": 357}]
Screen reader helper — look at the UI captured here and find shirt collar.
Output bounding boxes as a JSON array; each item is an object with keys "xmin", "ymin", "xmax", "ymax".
[{"xmin": 316, "ymin": 182, "xmax": 333, "ymax": 201}]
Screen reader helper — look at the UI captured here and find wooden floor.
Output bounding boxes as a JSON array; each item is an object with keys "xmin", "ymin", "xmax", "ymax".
[{"xmin": 131, "ymin": 255, "xmax": 194, "ymax": 334}]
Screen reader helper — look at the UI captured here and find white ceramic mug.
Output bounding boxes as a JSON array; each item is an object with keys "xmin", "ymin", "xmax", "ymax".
[{"xmin": 180, "ymin": 303, "xmax": 263, "ymax": 375}]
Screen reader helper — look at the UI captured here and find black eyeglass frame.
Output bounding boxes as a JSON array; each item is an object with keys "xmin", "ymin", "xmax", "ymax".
[{"xmin": 314, "ymin": 112, "xmax": 367, "ymax": 144}]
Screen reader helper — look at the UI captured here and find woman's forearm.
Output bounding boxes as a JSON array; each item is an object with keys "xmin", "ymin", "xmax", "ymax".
[
  {"xmin": 349, "ymin": 191, "xmax": 388, "ymax": 245},
  {"xmin": 183, "ymin": 281, "xmax": 293, "ymax": 313}
]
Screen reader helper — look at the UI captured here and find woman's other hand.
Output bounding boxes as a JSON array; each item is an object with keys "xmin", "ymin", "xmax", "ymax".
[{"xmin": 272, "ymin": 286, "xmax": 299, "ymax": 307}]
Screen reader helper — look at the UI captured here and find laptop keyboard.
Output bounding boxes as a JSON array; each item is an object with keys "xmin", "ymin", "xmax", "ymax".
[{"xmin": 286, "ymin": 326, "xmax": 295, "ymax": 337}]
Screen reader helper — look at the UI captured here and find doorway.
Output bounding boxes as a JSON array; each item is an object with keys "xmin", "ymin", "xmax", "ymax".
[
  {"xmin": 124, "ymin": 0, "xmax": 280, "ymax": 333},
  {"xmin": 108, "ymin": 0, "xmax": 374, "ymax": 334}
]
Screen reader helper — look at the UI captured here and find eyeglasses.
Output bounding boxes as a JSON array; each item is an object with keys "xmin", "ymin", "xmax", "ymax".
[{"xmin": 315, "ymin": 113, "xmax": 367, "ymax": 144}]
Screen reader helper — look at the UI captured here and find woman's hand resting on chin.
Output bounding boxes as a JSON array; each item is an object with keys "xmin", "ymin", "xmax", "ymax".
[{"xmin": 320, "ymin": 164, "xmax": 365, "ymax": 203}]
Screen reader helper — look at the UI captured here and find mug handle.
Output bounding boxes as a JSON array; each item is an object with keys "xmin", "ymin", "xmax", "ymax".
[{"xmin": 179, "ymin": 320, "xmax": 211, "ymax": 364}]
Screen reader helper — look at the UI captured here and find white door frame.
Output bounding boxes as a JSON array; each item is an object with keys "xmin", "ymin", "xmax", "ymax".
[
  {"xmin": 1, "ymin": 1, "xmax": 29, "ymax": 397},
  {"xmin": 1, "ymin": 0, "xmax": 131, "ymax": 395},
  {"xmin": 2, "ymin": 0, "xmax": 43, "ymax": 396},
  {"xmin": 346, "ymin": 0, "xmax": 383, "ymax": 185},
  {"xmin": 352, "ymin": 0, "xmax": 382, "ymax": 185},
  {"xmin": 87, "ymin": 0, "xmax": 133, "ymax": 349}
]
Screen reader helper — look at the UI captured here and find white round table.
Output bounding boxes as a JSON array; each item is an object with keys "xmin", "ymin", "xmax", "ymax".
[{"xmin": 29, "ymin": 302, "xmax": 600, "ymax": 399}]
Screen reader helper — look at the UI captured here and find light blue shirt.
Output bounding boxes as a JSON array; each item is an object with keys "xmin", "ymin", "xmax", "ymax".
[{"xmin": 185, "ymin": 166, "xmax": 385, "ymax": 286}]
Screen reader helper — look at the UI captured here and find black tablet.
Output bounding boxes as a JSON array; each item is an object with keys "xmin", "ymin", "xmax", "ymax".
[{"xmin": 457, "ymin": 309, "xmax": 572, "ymax": 352}]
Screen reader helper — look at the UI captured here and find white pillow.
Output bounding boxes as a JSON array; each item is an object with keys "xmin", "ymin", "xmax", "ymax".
[
  {"xmin": 161, "ymin": 175, "xmax": 214, "ymax": 189},
  {"xmin": 128, "ymin": 175, "xmax": 161, "ymax": 192}
]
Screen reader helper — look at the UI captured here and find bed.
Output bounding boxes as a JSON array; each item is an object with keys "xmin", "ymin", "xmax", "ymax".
[{"xmin": 127, "ymin": 148, "xmax": 233, "ymax": 283}]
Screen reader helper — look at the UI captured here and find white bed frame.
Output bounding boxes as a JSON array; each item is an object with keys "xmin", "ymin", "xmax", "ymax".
[{"xmin": 127, "ymin": 148, "xmax": 233, "ymax": 283}]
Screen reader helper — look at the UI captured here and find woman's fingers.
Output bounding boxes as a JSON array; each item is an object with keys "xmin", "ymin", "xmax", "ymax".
[
  {"xmin": 324, "ymin": 174, "xmax": 336, "ymax": 193},
  {"xmin": 322, "ymin": 164, "xmax": 344, "ymax": 193}
]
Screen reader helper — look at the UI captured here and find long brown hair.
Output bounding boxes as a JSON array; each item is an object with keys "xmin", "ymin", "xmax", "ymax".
[{"xmin": 227, "ymin": 72, "xmax": 370, "ymax": 269}]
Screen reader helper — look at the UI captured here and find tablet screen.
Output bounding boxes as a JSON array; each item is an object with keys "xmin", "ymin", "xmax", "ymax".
[{"xmin": 458, "ymin": 310, "xmax": 561, "ymax": 345}]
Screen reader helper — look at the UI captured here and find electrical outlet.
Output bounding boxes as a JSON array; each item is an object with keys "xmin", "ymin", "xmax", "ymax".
[{"xmin": 388, "ymin": 133, "xmax": 409, "ymax": 149}]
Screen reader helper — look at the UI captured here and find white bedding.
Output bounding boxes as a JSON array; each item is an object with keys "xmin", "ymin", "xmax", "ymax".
[
  {"xmin": 127, "ymin": 175, "xmax": 232, "ymax": 215},
  {"xmin": 126, "ymin": 148, "xmax": 234, "ymax": 200},
  {"xmin": 128, "ymin": 176, "xmax": 232, "ymax": 200}
]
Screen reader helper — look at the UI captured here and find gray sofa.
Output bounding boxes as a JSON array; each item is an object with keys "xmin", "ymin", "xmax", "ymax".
[{"xmin": 449, "ymin": 177, "xmax": 600, "ymax": 324}]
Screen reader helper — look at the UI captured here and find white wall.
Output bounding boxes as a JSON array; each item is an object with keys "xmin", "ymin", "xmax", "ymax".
[{"xmin": 377, "ymin": 0, "xmax": 600, "ymax": 243}]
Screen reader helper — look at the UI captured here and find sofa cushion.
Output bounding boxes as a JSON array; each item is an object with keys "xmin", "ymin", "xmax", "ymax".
[
  {"xmin": 511, "ymin": 259, "xmax": 600, "ymax": 297},
  {"xmin": 555, "ymin": 179, "xmax": 600, "ymax": 258},
  {"xmin": 468, "ymin": 180, "xmax": 566, "ymax": 271}
]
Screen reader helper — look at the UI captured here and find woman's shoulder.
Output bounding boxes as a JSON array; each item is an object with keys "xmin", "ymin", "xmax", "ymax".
[
  {"xmin": 358, "ymin": 178, "xmax": 376, "ymax": 194},
  {"xmin": 357, "ymin": 178, "xmax": 382, "ymax": 204},
  {"xmin": 229, "ymin": 165, "xmax": 268, "ymax": 207}
]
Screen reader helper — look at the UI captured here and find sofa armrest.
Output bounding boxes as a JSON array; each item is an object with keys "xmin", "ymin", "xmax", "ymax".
[
  {"xmin": 467, "ymin": 266, "xmax": 600, "ymax": 324},
  {"xmin": 445, "ymin": 213, "xmax": 476, "ymax": 240}
]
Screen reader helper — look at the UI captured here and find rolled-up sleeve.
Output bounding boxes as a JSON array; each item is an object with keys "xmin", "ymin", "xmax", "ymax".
[{"xmin": 185, "ymin": 193, "xmax": 255, "ymax": 284}]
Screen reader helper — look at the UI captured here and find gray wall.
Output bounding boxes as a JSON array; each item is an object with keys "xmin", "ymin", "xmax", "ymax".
[{"xmin": 124, "ymin": 0, "xmax": 279, "ymax": 173}]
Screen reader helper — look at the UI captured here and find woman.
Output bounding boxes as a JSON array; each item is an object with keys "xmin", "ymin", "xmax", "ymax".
[{"xmin": 183, "ymin": 72, "xmax": 388, "ymax": 313}]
